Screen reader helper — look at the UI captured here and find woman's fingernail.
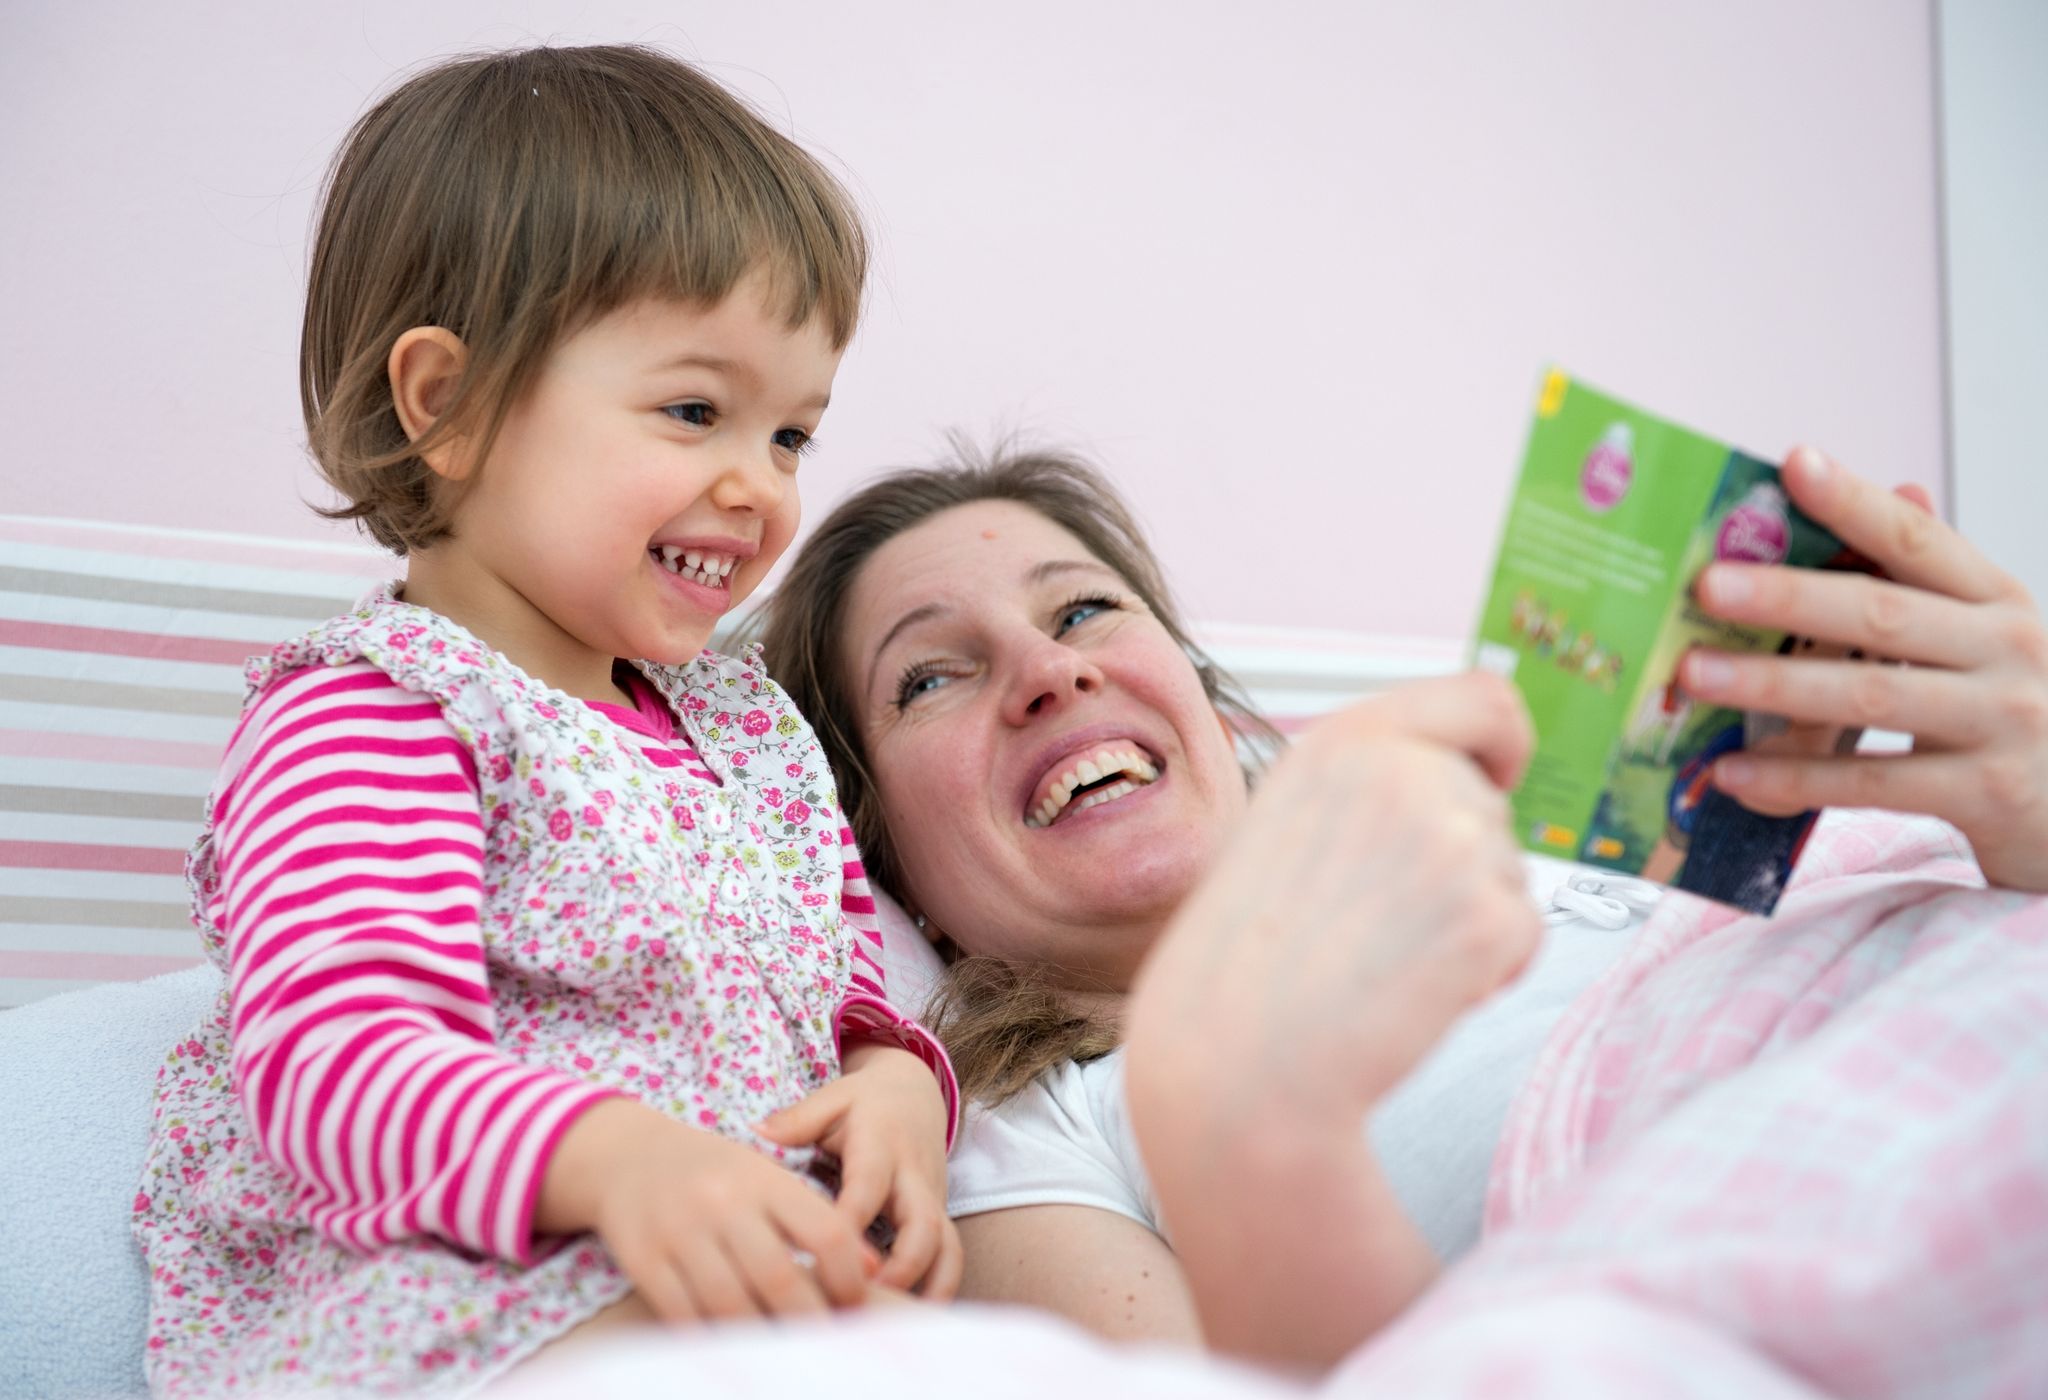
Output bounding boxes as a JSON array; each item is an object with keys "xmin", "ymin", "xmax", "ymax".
[
  {"xmin": 1797, "ymin": 447, "xmax": 1831, "ymax": 486},
  {"xmin": 1687, "ymin": 653, "xmax": 1735, "ymax": 691},
  {"xmin": 1718, "ymin": 755, "xmax": 1755, "ymax": 786},
  {"xmin": 1706, "ymin": 566, "xmax": 1753, "ymax": 606}
]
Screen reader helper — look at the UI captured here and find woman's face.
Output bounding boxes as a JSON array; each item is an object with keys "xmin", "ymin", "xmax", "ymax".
[{"xmin": 845, "ymin": 499, "xmax": 1249, "ymax": 991}]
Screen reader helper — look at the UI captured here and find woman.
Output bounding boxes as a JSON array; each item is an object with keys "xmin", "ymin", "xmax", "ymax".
[{"xmin": 758, "ymin": 442, "xmax": 2048, "ymax": 1383}]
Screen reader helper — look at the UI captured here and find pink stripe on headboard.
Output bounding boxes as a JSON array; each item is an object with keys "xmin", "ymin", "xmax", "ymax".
[
  {"xmin": 0, "ymin": 619, "xmax": 260, "ymax": 666},
  {"xmin": 0, "ymin": 728, "xmax": 223, "ymax": 768},
  {"xmin": 0, "ymin": 950, "xmax": 202, "ymax": 982},
  {"xmin": 0, "ymin": 840, "xmax": 187, "ymax": 874},
  {"xmin": 0, "ymin": 517, "xmax": 392, "ymax": 576}
]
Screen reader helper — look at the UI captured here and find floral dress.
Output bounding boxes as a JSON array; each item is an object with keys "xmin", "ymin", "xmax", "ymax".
[{"xmin": 132, "ymin": 585, "xmax": 939, "ymax": 1394}]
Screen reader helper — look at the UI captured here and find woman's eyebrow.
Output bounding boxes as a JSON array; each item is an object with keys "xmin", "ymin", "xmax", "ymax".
[
  {"xmin": 866, "ymin": 602, "xmax": 949, "ymax": 694},
  {"xmin": 1026, "ymin": 558, "xmax": 1121, "ymax": 586}
]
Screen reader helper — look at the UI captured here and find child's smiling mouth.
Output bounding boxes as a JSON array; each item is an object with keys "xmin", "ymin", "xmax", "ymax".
[{"xmin": 651, "ymin": 545, "xmax": 738, "ymax": 589}]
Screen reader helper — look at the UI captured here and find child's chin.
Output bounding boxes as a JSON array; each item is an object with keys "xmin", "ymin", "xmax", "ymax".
[{"xmin": 636, "ymin": 625, "xmax": 718, "ymax": 665}]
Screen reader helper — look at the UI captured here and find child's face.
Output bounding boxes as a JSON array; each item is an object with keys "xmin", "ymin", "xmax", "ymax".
[{"xmin": 437, "ymin": 271, "xmax": 841, "ymax": 690}]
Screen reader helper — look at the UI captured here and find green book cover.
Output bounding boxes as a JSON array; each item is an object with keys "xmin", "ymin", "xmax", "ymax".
[{"xmin": 1471, "ymin": 368, "xmax": 1864, "ymax": 914}]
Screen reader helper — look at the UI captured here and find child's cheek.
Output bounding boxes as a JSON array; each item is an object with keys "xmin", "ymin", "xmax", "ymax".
[{"xmin": 738, "ymin": 502, "xmax": 801, "ymax": 604}]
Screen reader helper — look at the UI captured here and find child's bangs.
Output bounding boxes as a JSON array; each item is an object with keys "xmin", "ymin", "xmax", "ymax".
[{"xmin": 609, "ymin": 185, "xmax": 867, "ymax": 352}]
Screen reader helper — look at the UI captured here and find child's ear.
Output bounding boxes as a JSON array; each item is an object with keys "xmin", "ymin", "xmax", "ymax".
[{"xmin": 387, "ymin": 327, "xmax": 472, "ymax": 481}]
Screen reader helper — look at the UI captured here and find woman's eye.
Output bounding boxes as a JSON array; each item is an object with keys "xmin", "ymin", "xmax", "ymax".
[
  {"xmin": 894, "ymin": 664, "xmax": 951, "ymax": 707},
  {"xmin": 662, "ymin": 401, "xmax": 713, "ymax": 427},
  {"xmin": 773, "ymin": 427, "xmax": 817, "ymax": 456},
  {"xmin": 1055, "ymin": 596, "xmax": 1117, "ymax": 633}
]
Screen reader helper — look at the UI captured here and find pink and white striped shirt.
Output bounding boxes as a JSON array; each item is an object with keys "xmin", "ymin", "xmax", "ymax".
[{"xmin": 204, "ymin": 660, "xmax": 906, "ymax": 1263}]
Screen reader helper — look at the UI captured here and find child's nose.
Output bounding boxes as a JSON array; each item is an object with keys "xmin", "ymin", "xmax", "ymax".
[{"xmin": 708, "ymin": 447, "xmax": 786, "ymax": 515}]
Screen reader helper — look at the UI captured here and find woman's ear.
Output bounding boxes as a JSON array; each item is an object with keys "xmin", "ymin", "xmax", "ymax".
[{"xmin": 387, "ymin": 327, "xmax": 471, "ymax": 481}]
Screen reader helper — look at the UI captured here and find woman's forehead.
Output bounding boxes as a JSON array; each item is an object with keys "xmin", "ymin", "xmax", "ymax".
[{"xmin": 858, "ymin": 501, "xmax": 1104, "ymax": 612}]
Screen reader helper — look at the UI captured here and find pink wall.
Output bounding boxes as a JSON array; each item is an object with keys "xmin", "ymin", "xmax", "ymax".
[{"xmin": 0, "ymin": 2, "xmax": 1944, "ymax": 643}]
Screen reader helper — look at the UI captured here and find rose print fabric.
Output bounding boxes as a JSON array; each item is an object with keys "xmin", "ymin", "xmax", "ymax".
[{"xmin": 133, "ymin": 585, "xmax": 949, "ymax": 1395}]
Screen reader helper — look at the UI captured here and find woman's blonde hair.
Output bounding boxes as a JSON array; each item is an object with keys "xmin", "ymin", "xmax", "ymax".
[
  {"xmin": 757, "ymin": 441, "xmax": 1281, "ymax": 1104},
  {"xmin": 302, "ymin": 44, "xmax": 868, "ymax": 554}
]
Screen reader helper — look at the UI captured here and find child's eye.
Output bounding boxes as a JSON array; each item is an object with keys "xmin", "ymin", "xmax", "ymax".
[
  {"xmin": 773, "ymin": 427, "xmax": 817, "ymax": 457},
  {"xmin": 1055, "ymin": 593, "xmax": 1121, "ymax": 634},
  {"xmin": 662, "ymin": 401, "xmax": 714, "ymax": 427}
]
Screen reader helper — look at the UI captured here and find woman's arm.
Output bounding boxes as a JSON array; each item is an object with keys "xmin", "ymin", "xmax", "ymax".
[{"xmin": 956, "ymin": 1205, "xmax": 1201, "ymax": 1344}]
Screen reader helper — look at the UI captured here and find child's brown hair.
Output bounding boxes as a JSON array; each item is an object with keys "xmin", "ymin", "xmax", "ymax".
[{"xmin": 302, "ymin": 44, "xmax": 868, "ymax": 554}]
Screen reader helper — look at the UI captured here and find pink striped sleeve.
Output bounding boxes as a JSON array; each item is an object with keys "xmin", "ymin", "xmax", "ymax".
[
  {"xmin": 211, "ymin": 662, "xmax": 617, "ymax": 1264},
  {"xmin": 838, "ymin": 825, "xmax": 885, "ymax": 997},
  {"xmin": 831, "ymin": 826, "xmax": 958, "ymax": 1150}
]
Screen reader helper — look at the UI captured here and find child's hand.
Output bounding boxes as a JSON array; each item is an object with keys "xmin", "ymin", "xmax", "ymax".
[
  {"xmin": 1683, "ymin": 447, "xmax": 2048, "ymax": 893},
  {"xmin": 758, "ymin": 1044, "xmax": 962, "ymax": 1299},
  {"xmin": 534, "ymin": 1097, "xmax": 876, "ymax": 1322}
]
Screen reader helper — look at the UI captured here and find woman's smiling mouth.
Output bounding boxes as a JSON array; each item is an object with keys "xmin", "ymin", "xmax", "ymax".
[{"xmin": 1026, "ymin": 743, "xmax": 1163, "ymax": 828}]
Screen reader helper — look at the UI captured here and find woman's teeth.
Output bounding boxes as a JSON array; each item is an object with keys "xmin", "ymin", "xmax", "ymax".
[
  {"xmin": 654, "ymin": 546, "xmax": 736, "ymax": 588},
  {"xmin": 1026, "ymin": 746, "xmax": 1161, "ymax": 828}
]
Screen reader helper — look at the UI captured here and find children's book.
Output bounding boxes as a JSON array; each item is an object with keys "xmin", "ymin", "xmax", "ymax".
[{"xmin": 1471, "ymin": 368, "xmax": 1870, "ymax": 914}]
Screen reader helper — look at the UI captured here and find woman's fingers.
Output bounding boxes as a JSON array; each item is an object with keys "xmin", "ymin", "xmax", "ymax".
[
  {"xmin": 1681, "ymin": 650, "xmax": 2000, "ymax": 749},
  {"xmin": 1779, "ymin": 447, "xmax": 2018, "ymax": 604},
  {"xmin": 1695, "ymin": 564, "xmax": 1997, "ymax": 671},
  {"xmin": 1712, "ymin": 748, "xmax": 2034, "ymax": 834}
]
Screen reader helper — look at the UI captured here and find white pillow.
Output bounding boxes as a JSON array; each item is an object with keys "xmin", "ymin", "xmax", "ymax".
[
  {"xmin": 0, "ymin": 963, "xmax": 220, "ymax": 1399},
  {"xmin": 874, "ymin": 888, "xmax": 948, "ymax": 1015}
]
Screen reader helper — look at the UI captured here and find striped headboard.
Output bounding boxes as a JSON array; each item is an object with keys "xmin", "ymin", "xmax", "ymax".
[
  {"xmin": 0, "ymin": 515, "xmax": 1458, "ymax": 1009},
  {"xmin": 0, "ymin": 516, "xmax": 394, "ymax": 1008}
]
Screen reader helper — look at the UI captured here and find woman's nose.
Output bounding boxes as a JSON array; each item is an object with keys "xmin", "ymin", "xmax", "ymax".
[{"xmin": 999, "ymin": 633, "xmax": 1104, "ymax": 724}]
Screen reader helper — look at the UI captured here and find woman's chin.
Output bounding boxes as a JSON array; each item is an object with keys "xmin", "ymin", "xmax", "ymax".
[
  {"xmin": 1037, "ymin": 834, "xmax": 1213, "ymax": 928},
  {"xmin": 1023, "ymin": 786, "xmax": 1223, "ymax": 890}
]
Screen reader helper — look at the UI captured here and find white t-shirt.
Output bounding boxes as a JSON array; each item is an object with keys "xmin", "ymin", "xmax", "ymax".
[{"xmin": 941, "ymin": 856, "xmax": 1652, "ymax": 1262}]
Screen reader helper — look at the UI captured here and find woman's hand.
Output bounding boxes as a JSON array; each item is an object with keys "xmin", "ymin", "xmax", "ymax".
[
  {"xmin": 1132, "ymin": 670, "xmax": 1542, "ymax": 1123},
  {"xmin": 1682, "ymin": 447, "xmax": 2048, "ymax": 892},
  {"xmin": 534, "ymin": 1096, "xmax": 876, "ymax": 1322},
  {"xmin": 758, "ymin": 1043, "xmax": 963, "ymax": 1299},
  {"xmin": 1123, "ymin": 671, "xmax": 1542, "ymax": 1370}
]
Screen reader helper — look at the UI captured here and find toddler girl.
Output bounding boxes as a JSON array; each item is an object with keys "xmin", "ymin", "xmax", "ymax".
[{"xmin": 132, "ymin": 44, "xmax": 958, "ymax": 1396}]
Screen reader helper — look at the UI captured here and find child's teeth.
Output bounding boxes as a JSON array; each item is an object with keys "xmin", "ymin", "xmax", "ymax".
[
  {"xmin": 684, "ymin": 550, "xmax": 702, "ymax": 570},
  {"xmin": 660, "ymin": 545, "xmax": 681, "ymax": 564}
]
